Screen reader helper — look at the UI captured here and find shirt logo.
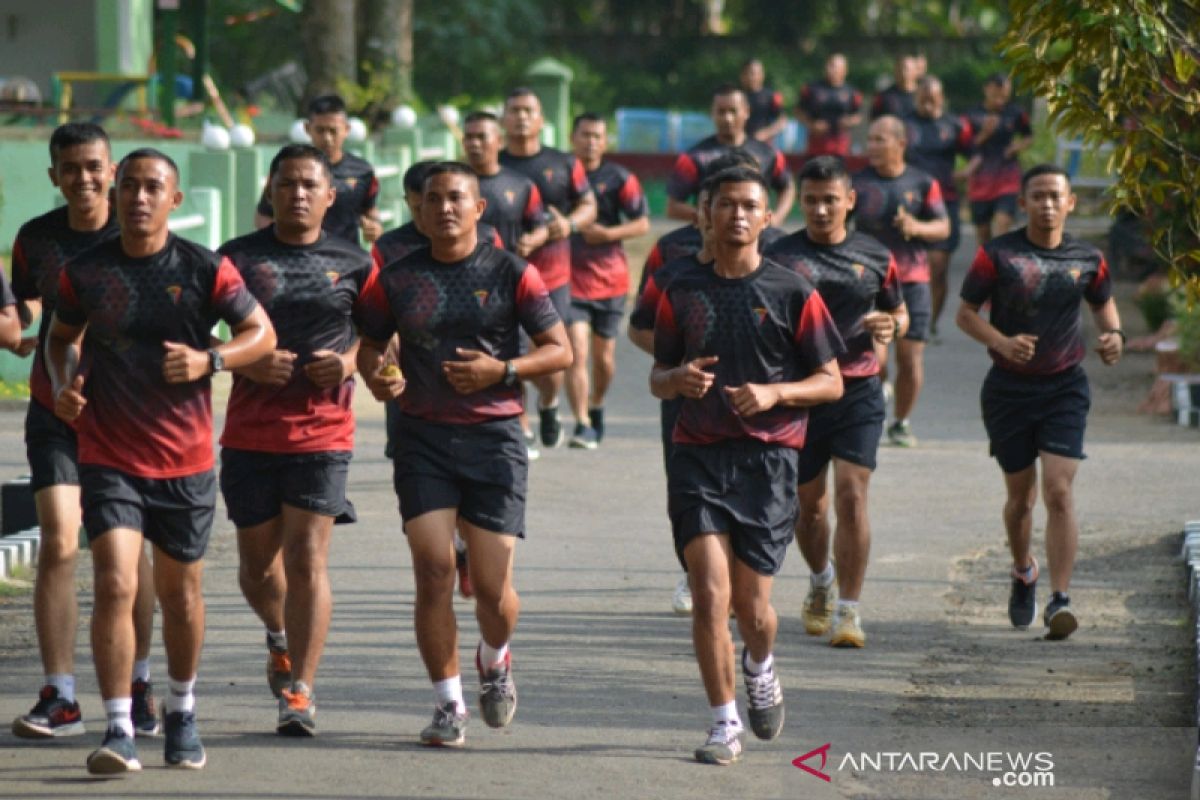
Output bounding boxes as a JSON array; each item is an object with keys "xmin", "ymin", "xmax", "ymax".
[
  {"xmin": 596, "ymin": 182, "xmax": 607, "ymax": 193},
  {"xmin": 904, "ymin": 190, "xmax": 916, "ymax": 205},
  {"xmin": 505, "ymin": 190, "xmax": 515, "ymax": 205},
  {"xmin": 543, "ymin": 168, "xmax": 555, "ymax": 182},
  {"xmin": 326, "ymin": 271, "xmax": 341, "ymax": 285},
  {"xmin": 165, "ymin": 285, "xmax": 182, "ymax": 304},
  {"xmin": 1068, "ymin": 267, "xmax": 1082, "ymax": 282},
  {"xmin": 852, "ymin": 263, "xmax": 866, "ymax": 279},
  {"xmin": 752, "ymin": 307, "xmax": 769, "ymax": 325},
  {"xmin": 344, "ymin": 177, "xmax": 358, "ymax": 189},
  {"xmin": 474, "ymin": 289, "xmax": 490, "ymax": 307}
]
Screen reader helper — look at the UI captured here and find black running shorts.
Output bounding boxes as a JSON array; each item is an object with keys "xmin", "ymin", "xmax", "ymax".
[
  {"xmin": 220, "ymin": 448, "xmax": 355, "ymax": 528},
  {"xmin": 24, "ymin": 399, "xmax": 79, "ymax": 492},
  {"xmin": 902, "ymin": 281, "xmax": 932, "ymax": 342},
  {"xmin": 568, "ymin": 295, "xmax": 626, "ymax": 340},
  {"xmin": 981, "ymin": 364, "xmax": 1090, "ymax": 474},
  {"xmin": 970, "ymin": 194, "xmax": 1018, "ymax": 226},
  {"xmin": 796, "ymin": 375, "xmax": 886, "ymax": 483}
]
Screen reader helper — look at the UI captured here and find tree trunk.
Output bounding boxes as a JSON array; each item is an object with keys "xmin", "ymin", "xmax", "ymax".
[
  {"xmin": 301, "ymin": 0, "xmax": 358, "ymax": 108},
  {"xmin": 359, "ymin": 0, "xmax": 413, "ymax": 114}
]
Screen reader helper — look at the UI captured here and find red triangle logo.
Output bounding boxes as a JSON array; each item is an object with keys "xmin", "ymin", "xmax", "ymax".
[{"xmin": 792, "ymin": 742, "xmax": 832, "ymax": 782}]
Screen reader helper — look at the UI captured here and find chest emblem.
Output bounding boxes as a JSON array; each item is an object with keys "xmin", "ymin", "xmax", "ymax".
[
  {"xmin": 752, "ymin": 307, "xmax": 768, "ymax": 325},
  {"xmin": 474, "ymin": 289, "xmax": 490, "ymax": 307},
  {"xmin": 852, "ymin": 263, "xmax": 866, "ymax": 279},
  {"xmin": 505, "ymin": 190, "xmax": 515, "ymax": 205},
  {"xmin": 327, "ymin": 271, "xmax": 341, "ymax": 285},
  {"xmin": 543, "ymin": 168, "xmax": 554, "ymax": 182},
  {"xmin": 165, "ymin": 285, "xmax": 182, "ymax": 304},
  {"xmin": 343, "ymin": 177, "xmax": 358, "ymax": 189}
]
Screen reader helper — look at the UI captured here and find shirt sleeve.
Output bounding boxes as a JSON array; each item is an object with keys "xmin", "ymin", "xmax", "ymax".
[
  {"xmin": 524, "ymin": 185, "xmax": 546, "ymax": 232},
  {"xmin": 796, "ymin": 85, "xmax": 815, "ymax": 116},
  {"xmin": 1015, "ymin": 108, "xmax": 1032, "ymax": 137},
  {"xmin": 515, "ymin": 262, "xmax": 560, "ymax": 337},
  {"xmin": 768, "ymin": 149, "xmax": 792, "ymax": 193},
  {"xmin": 361, "ymin": 173, "xmax": 380, "ymax": 213},
  {"xmin": 921, "ymin": 178, "xmax": 948, "ymax": 221},
  {"xmin": 9, "ymin": 237, "xmax": 36, "ymax": 301},
  {"xmin": 568, "ymin": 158, "xmax": 593, "ymax": 205},
  {"xmin": 1084, "ymin": 255, "xmax": 1113, "ymax": 306},
  {"xmin": 652, "ymin": 288, "xmax": 685, "ymax": 367},
  {"xmin": 618, "ymin": 173, "xmax": 649, "ymax": 220},
  {"xmin": 849, "ymin": 90, "xmax": 864, "ymax": 114},
  {"xmin": 770, "ymin": 91, "xmax": 784, "ymax": 116},
  {"xmin": 666, "ymin": 153, "xmax": 700, "ymax": 202},
  {"xmin": 793, "ymin": 290, "xmax": 844, "ymax": 373},
  {"xmin": 956, "ymin": 116, "xmax": 974, "ymax": 154},
  {"xmin": 960, "ymin": 247, "xmax": 998, "ymax": 305},
  {"xmin": 629, "ymin": 273, "xmax": 662, "ymax": 331},
  {"xmin": 210, "ymin": 257, "xmax": 259, "ymax": 326},
  {"xmin": 352, "ymin": 262, "xmax": 396, "ymax": 342},
  {"xmin": 876, "ymin": 255, "xmax": 905, "ymax": 311},
  {"xmin": 869, "ymin": 93, "xmax": 886, "ymax": 120},
  {"xmin": 55, "ymin": 268, "xmax": 87, "ymax": 327}
]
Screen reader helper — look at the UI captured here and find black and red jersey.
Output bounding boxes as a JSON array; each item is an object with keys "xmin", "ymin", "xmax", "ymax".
[
  {"xmin": 478, "ymin": 167, "xmax": 545, "ymax": 254},
  {"xmin": 965, "ymin": 103, "xmax": 1032, "ymax": 201},
  {"xmin": 630, "ymin": 254, "xmax": 707, "ymax": 332},
  {"xmin": 796, "ymin": 80, "xmax": 864, "ymax": 156},
  {"xmin": 666, "ymin": 135, "xmax": 791, "ymax": 206},
  {"xmin": 11, "ymin": 206, "xmax": 119, "ymax": 412},
  {"xmin": 904, "ymin": 112, "xmax": 974, "ymax": 203},
  {"xmin": 56, "ymin": 235, "xmax": 259, "ymax": 478},
  {"xmin": 766, "ymin": 230, "xmax": 902, "ymax": 378},
  {"xmin": 851, "ymin": 165, "xmax": 947, "ymax": 283},
  {"xmin": 371, "ymin": 221, "xmax": 501, "ymax": 271},
  {"xmin": 570, "ymin": 160, "xmax": 648, "ymax": 301},
  {"xmin": 654, "ymin": 259, "xmax": 844, "ymax": 448},
  {"xmin": 870, "ymin": 85, "xmax": 916, "ymax": 121},
  {"xmin": 499, "ymin": 146, "xmax": 592, "ymax": 291},
  {"xmin": 960, "ymin": 230, "xmax": 1112, "ymax": 376},
  {"xmin": 218, "ymin": 228, "xmax": 374, "ymax": 454},
  {"xmin": 746, "ymin": 87, "xmax": 785, "ymax": 138},
  {"xmin": 355, "ymin": 242, "xmax": 560, "ymax": 424},
  {"xmin": 258, "ymin": 152, "xmax": 379, "ymax": 244},
  {"xmin": 638, "ymin": 224, "xmax": 786, "ymax": 300}
]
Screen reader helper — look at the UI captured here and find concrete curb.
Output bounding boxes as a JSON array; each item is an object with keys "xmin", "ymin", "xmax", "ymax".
[
  {"xmin": 0, "ymin": 527, "xmax": 39, "ymax": 580},
  {"xmin": 1181, "ymin": 520, "xmax": 1200, "ymax": 800}
]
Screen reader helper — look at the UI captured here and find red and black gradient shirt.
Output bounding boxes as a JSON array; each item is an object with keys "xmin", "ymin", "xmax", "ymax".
[
  {"xmin": 371, "ymin": 221, "xmax": 501, "ymax": 271},
  {"xmin": 355, "ymin": 242, "xmax": 560, "ymax": 424},
  {"xmin": 499, "ymin": 146, "xmax": 593, "ymax": 291},
  {"xmin": 797, "ymin": 80, "xmax": 864, "ymax": 156},
  {"xmin": 56, "ymin": 235, "xmax": 259, "ymax": 478},
  {"xmin": 965, "ymin": 103, "xmax": 1032, "ymax": 201},
  {"xmin": 870, "ymin": 85, "xmax": 916, "ymax": 121},
  {"xmin": 851, "ymin": 165, "xmax": 947, "ymax": 284},
  {"xmin": 218, "ymin": 228, "xmax": 373, "ymax": 454},
  {"xmin": 960, "ymin": 230, "xmax": 1112, "ymax": 376},
  {"xmin": 766, "ymin": 230, "xmax": 902, "ymax": 379},
  {"xmin": 570, "ymin": 160, "xmax": 648, "ymax": 300},
  {"xmin": 666, "ymin": 135, "xmax": 791, "ymax": 206},
  {"xmin": 631, "ymin": 253, "xmax": 708, "ymax": 333},
  {"xmin": 904, "ymin": 112, "xmax": 974, "ymax": 203},
  {"xmin": 638, "ymin": 223, "xmax": 786, "ymax": 301},
  {"xmin": 478, "ymin": 167, "xmax": 545, "ymax": 254},
  {"xmin": 11, "ymin": 206, "xmax": 119, "ymax": 413},
  {"xmin": 746, "ymin": 87, "xmax": 785, "ymax": 139},
  {"xmin": 258, "ymin": 152, "xmax": 379, "ymax": 245},
  {"xmin": 654, "ymin": 259, "xmax": 844, "ymax": 448}
]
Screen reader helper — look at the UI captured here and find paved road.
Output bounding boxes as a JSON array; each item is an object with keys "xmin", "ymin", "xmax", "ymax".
[{"xmin": 0, "ymin": 225, "xmax": 1196, "ymax": 799}]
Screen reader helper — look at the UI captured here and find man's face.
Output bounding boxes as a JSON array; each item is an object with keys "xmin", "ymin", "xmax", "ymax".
[
  {"xmin": 866, "ymin": 120, "xmax": 904, "ymax": 169},
  {"xmin": 1020, "ymin": 173, "xmax": 1075, "ymax": 233},
  {"xmin": 800, "ymin": 177, "xmax": 854, "ymax": 241},
  {"xmin": 711, "ymin": 93, "xmax": 749, "ymax": 140},
  {"xmin": 116, "ymin": 157, "xmax": 181, "ymax": 238},
  {"xmin": 897, "ymin": 57, "xmax": 919, "ymax": 89},
  {"xmin": 916, "ymin": 83, "xmax": 944, "ymax": 118},
  {"xmin": 984, "ymin": 80, "xmax": 1011, "ymax": 108},
  {"xmin": 419, "ymin": 172, "xmax": 484, "ymax": 241},
  {"xmin": 50, "ymin": 141, "xmax": 114, "ymax": 214},
  {"xmin": 825, "ymin": 55, "xmax": 848, "ymax": 85},
  {"xmin": 740, "ymin": 61, "xmax": 764, "ymax": 91},
  {"xmin": 502, "ymin": 94, "xmax": 543, "ymax": 140},
  {"xmin": 270, "ymin": 157, "xmax": 335, "ymax": 234},
  {"xmin": 463, "ymin": 120, "xmax": 501, "ymax": 170},
  {"xmin": 305, "ymin": 112, "xmax": 349, "ymax": 159},
  {"xmin": 571, "ymin": 119, "xmax": 607, "ymax": 165},
  {"xmin": 708, "ymin": 180, "xmax": 770, "ymax": 247}
]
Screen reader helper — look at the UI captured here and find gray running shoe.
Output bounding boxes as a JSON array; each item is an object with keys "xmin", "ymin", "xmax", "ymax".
[
  {"xmin": 420, "ymin": 701, "xmax": 468, "ymax": 747},
  {"xmin": 163, "ymin": 709, "xmax": 206, "ymax": 769},
  {"xmin": 477, "ymin": 647, "xmax": 517, "ymax": 729},
  {"xmin": 742, "ymin": 649, "xmax": 784, "ymax": 740},
  {"xmin": 86, "ymin": 727, "xmax": 142, "ymax": 774},
  {"xmin": 694, "ymin": 722, "xmax": 744, "ymax": 766},
  {"xmin": 277, "ymin": 684, "xmax": 316, "ymax": 737},
  {"xmin": 802, "ymin": 579, "xmax": 837, "ymax": 635}
]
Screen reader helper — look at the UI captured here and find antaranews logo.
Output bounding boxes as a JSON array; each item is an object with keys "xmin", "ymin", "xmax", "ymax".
[{"xmin": 793, "ymin": 743, "xmax": 1055, "ymax": 788}]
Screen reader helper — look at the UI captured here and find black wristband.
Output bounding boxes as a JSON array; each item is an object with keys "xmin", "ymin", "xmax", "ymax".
[{"xmin": 1105, "ymin": 329, "xmax": 1127, "ymax": 346}]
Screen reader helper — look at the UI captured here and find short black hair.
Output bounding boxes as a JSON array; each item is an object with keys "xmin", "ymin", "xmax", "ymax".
[
  {"xmin": 712, "ymin": 83, "xmax": 746, "ymax": 102},
  {"xmin": 708, "ymin": 147, "xmax": 758, "ymax": 174},
  {"xmin": 268, "ymin": 144, "xmax": 332, "ymax": 180},
  {"xmin": 798, "ymin": 155, "xmax": 851, "ymax": 186},
  {"xmin": 49, "ymin": 122, "xmax": 110, "ymax": 164},
  {"xmin": 984, "ymin": 72, "xmax": 1010, "ymax": 87},
  {"xmin": 506, "ymin": 87, "xmax": 539, "ymax": 104},
  {"xmin": 307, "ymin": 94, "xmax": 347, "ymax": 118},
  {"xmin": 117, "ymin": 148, "xmax": 179, "ymax": 183},
  {"xmin": 463, "ymin": 110, "xmax": 499, "ymax": 127},
  {"xmin": 740, "ymin": 57, "xmax": 762, "ymax": 71},
  {"xmin": 702, "ymin": 166, "xmax": 769, "ymax": 203},
  {"xmin": 422, "ymin": 161, "xmax": 480, "ymax": 194},
  {"xmin": 572, "ymin": 112, "xmax": 604, "ymax": 132},
  {"xmin": 1021, "ymin": 163, "xmax": 1071, "ymax": 191},
  {"xmin": 403, "ymin": 160, "xmax": 435, "ymax": 194}
]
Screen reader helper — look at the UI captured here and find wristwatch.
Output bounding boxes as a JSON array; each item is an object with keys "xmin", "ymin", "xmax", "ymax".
[
  {"xmin": 207, "ymin": 348, "xmax": 225, "ymax": 375},
  {"xmin": 1105, "ymin": 329, "xmax": 1127, "ymax": 346},
  {"xmin": 503, "ymin": 360, "xmax": 519, "ymax": 387}
]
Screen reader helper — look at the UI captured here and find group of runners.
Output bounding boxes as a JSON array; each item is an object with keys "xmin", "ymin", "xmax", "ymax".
[{"xmin": 3, "ymin": 58, "xmax": 1122, "ymax": 773}]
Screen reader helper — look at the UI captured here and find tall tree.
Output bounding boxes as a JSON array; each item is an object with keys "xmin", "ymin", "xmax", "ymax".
[
  {"xmin": 359, "ymin": 0, "xmax": 414, "ymax": 110},
  {"xmin": 301, "ymin": 0, "xmax": 357, "ymax": 102}
]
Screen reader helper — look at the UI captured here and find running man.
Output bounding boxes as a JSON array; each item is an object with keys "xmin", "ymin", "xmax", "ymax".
[
  {"xmin": 956, "ymin": 164, "xmax": 1122, "ymax": 641},
  {"xmin": 765, "ymin": 156, "xmax": 909, "ymax": 648},
  {"xmin": 739, "ymin": 58, "xmax": 787, "ymax": 143},
  {"xmin": 47, "ymin": 148, "xmax": 275, "ymax": 774},
  {"xmin": 852, "ymin": 115, "xmax": 949, "ymax": 447},
  {"xmin": 963, "ymin": 74, "xmax": 1032, "ymax": 244},
  {"xmin": 796, "ymin": 54, "xmax": 864, "ymax": 158},
  {"xmin": 462, "ymin": 111, "xmax": 548, "ymax": 256},
  {"xmin": 500, "ymin": 87, "xmax": 596, "ymax": 448},
  {"xmin": 10, "ymin": 123, "xmax": 160, "ymax": 742},
  {"xmin": 219, "ymin": 144, "xmax": 374, "ymax": 736},
  {"xmin": 666, "ymin": 84, "xmax": 794, "ymax": 223},
  {"xmin": 904, "ymin": 76, "xmax": 974, "ymax": 337},
  {"xmin": 870, "ymin": 54, "xmax": 919, "ymax": 120},
  {"xmin": 354, "ymin": 162, "xmax": 571, "ymax": 747},
  {"xmin": 256, "ymin": 94, "xmax": 382, "ymax": 246},
  {"xmin": 652, "ymin": 167, "xmax": 843, "ymax": 765},
  {"xmin": 566, "ymin": 113, "xmax": 650, "ymax": 448}
]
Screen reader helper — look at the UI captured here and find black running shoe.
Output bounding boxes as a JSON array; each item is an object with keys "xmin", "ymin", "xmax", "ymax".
[
  {"xmin": 131, "ymin": 679, "xmax": 160, "ymax": 736},
  {"xmin": 588, "ymin": 407, "xmax": 605, "ymax": 442},
  {"xmin": 11, "ymin": 685, "xmax": 85, "ymax": 739},
  {"xmin": 1044, "ymin": 592, "xmax": 1078, "ymax": 641},
  {"xmin": 742, "ymin": 648, "xmax": 784, "ymax": 740},
  {"xmin": 538, "ymin": 406, "xmax": 563, "ymax": 448},
  {"xmin": 1008, "ymin": 560, "xmax": 1039, "ymax": 629}
]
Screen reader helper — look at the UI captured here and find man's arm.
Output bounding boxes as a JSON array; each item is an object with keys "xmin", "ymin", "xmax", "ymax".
[
  {"xmin": 443, "ymin": 320, "xmax": 571, "ymax": 394},
  {"xmin": 772, "ymin": 181, "xmax": 796, "ymax": 224},
  {"xmin": 1090, "ymin": 297, "xmax": 1124, "ymax": 365},
  {"xmin": 356, "ymin": 335, "xmax": 407, "ymax": 401},
  {"xmin": 581, "ymin": 215, "xmax": 651, "ymax": 246},
  {"xmin": 45, "ymin": 313, "xmax": 86, "ymax": 421},
  {"xmin": 722, "ymin": 356, "xmax": 843, "ymax": 415},
  {"xmin": 955, "ymin": 300, "xmax": 1038, "ymax": 365},
  {"xmin": 162, "ymin": 305, "xmax": 277, "ymax": 384}
]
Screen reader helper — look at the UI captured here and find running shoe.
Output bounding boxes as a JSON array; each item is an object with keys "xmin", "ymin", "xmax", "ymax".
[
  {"xmin": 742, "ymin": 649, "xmax": 784, "ymax": 740},
  {"xmin": 277, "ymin": 684, "xmax": 316, "ymax": 737},
  {"xmin": 569, "ymin": 423, "xmax": 599, "ymax": 450},
  {"xmin": 881, "ymin": 381, "xmax": 894, "ymax": 404},
  {"xmin": 672, "ymin": 575, "xmax": 693, "ymax": 615},
  {"xmin": 830, "ymin": 605, "xmax": 866, "ymax": 648},
  {"xmin": 131, "ymin": 679, "xmax": 160, "ymax": 736},
  {"xmin": 694, "ymin": 722, "xmax": 744, "ymax": 766},
  {"xmin": 523, "ymin": 428, "xmax": 541, "ymax": 461},
  {"xmin": 1008, "ymin": 559, "xmax": 1039, "ymax": 629},
  {"xmin": 419, "ymin": 701, "xmax": 468, "ymax": 747},
  {"xmin": 86, "ymin": 727, "xmax": 142, "ymax": 774},
  {"xmin": 456, "ymin": 548, "xmax": 474, "ymax": 599},
  {"xmin": 1044, "ymin": 592, "xmax": 1078, "ymax": 641},
  {"xmin": 588, "ymin": 407, "xmax": 605, "ymax": 442},
  {"xmin": 476, "ymin": 647, "xmax": 517, "ymax": 729},
  {"xmin": 11, "ymin": 685, "xmax": 85, "ymax": 739},
  {"xmin": 538, "ymin": 406, "xmax": 564, "ymax": 448},
  {"xmin": 887, "ymin": 420, "xmax": 917, "ymax": 447},
  {"xmin": 267, "ymin": 636, "xmax": 293, "ymax": 699},
  {"xmin": 802, "ymin": 579, "xmax": 837, "ymax": 635},
  {"xmin": 163, "ymin": 709, "xmax": 206, "ymax": 769}
]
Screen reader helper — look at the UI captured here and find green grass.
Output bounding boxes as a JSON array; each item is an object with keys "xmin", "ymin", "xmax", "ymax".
[{"xmin": 0, "ymin": 380, "xmax": 29, "ymax": 399}]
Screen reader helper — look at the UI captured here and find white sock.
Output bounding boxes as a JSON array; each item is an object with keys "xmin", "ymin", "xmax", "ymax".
[
  {"xmin": 433, "ymin": 675, "xmax": 465, "ymax": 713},
  {"xmin": 132, "ymin": 659, "xmax": 151, "ymax": 684},
  {"xmin": 811, "ymin": 563, "xmax": 835, "ymax": 588},
  {"xmin": 742, "ymin": 650, "xmax": 774, "ymax": 676},
  {"xmin": 478, "ymin": 640, "xmax": 509, "ymax": 670},
  {"xmin": 267, "ymin": 629, "xmax": 288, "ymax": 651},
  {"xmin": 165, "ymin": 676, "xmax": 196, "ymax": 714},
  {"xmin": 453, "ymin": 531, "xmax": 467, "ymax": 554},
  {"xmin": 104, "ymin": 697, "xmax": 134, "ymax": 737},
  {"xmin": 47, "ymin": 673, "xmax": 75, "ymax": 703},
  {"xmin": 836, "ymin": 599, "xmax": 859, "ymax": 613},
  {"xmin": 711, "ymin": 701, "xmax": 742, "ymax": 728}
]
